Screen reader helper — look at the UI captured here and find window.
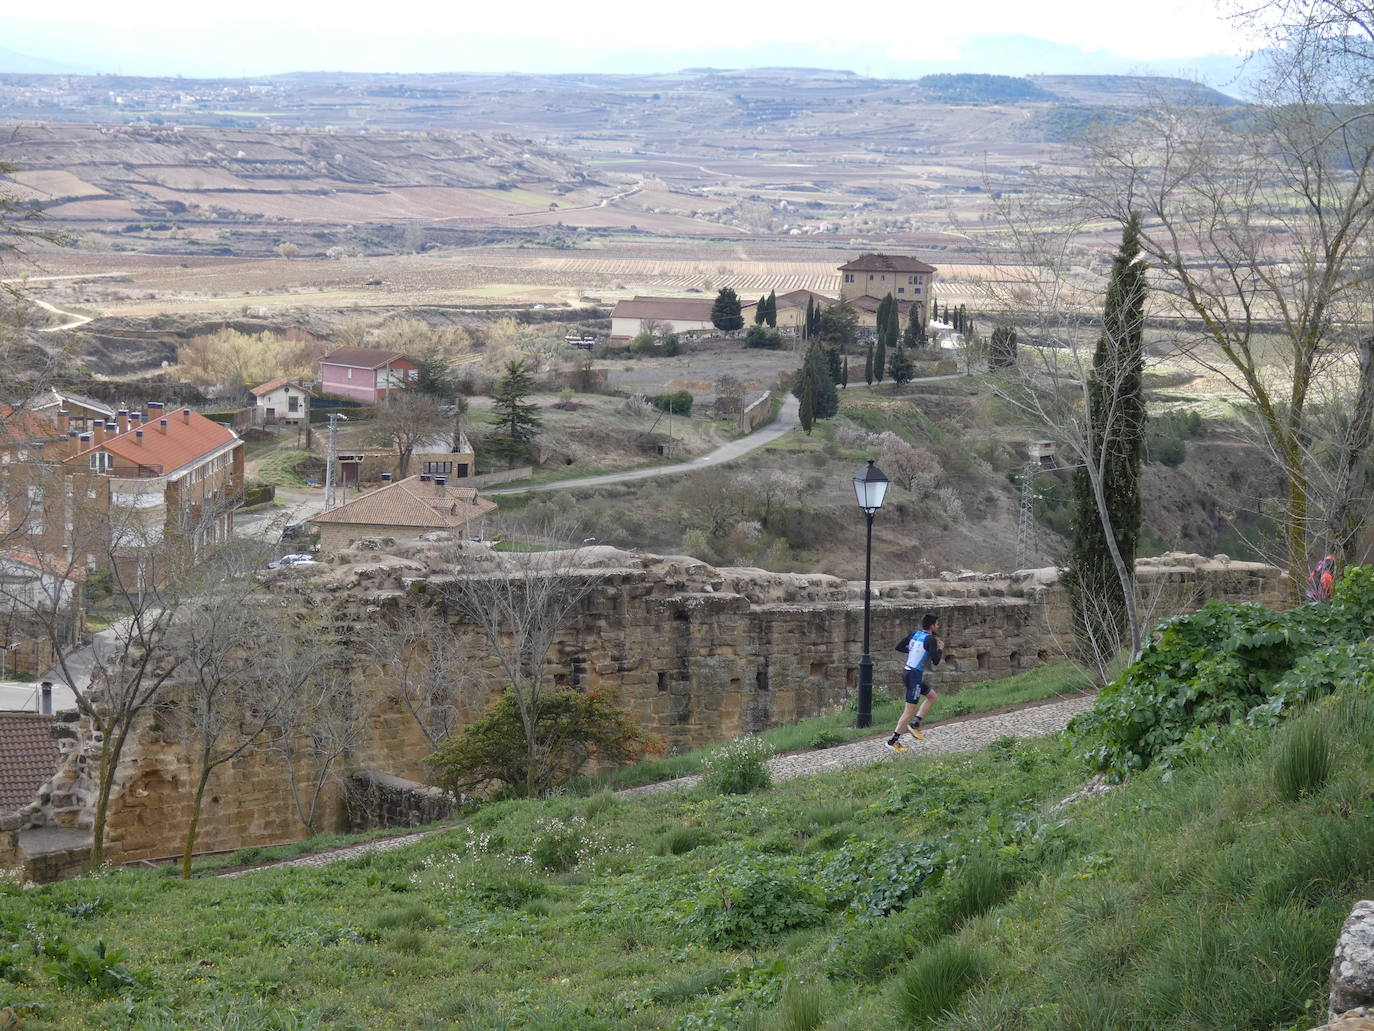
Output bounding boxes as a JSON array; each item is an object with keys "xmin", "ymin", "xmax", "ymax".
[
  {"xmin": 89, "ymin": 452, "xmax": 111, "ymax": 472},
  {"xmin": 897, "ymin": 287, "xmax": 906, "ymax": 294},
  {"xmin": 423, "ymin": 461, "xmax": 453, "ymax": 475},
  {"xmin": 288, "ymin": 395, "xmax": 300, "ymax": 412},
  {"xmin": 843, "ymin": 273, "xmax": 854, "ymax": 283}
]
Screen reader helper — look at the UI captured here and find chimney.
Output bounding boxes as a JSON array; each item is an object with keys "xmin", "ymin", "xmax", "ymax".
[
  {"xmin": 435, "ymin": 475, "xmax": 447, "ymax": 495},
  {"xmin": 116, "ymin": 409, "xmax": 129, "ymax": 434},
  {"xmin": 78, "ymin": 433, "xmax": 91, "ymax": 448},
  {"xmin": 182, "ymin": 407, "xmax": 191, "ymax": 424},
  {"xmin": 148, "ymin": 401, "xmax": 164, "ymax": 413},
  {"xmin": 130, "ymin": 412, "xmax": 142, "ymax": 429},
  {"xmin": 419, "ymin": 474, "xmax": 431, "ymax": 482},
  {"xmin": 159, "ymin": 418, "xmax": 168, "ymax": 434},
  {"xmin": 56, "ymin": 410, "xmax": 69, "ymax": 434},
  {"xmin": 135, "ymin": 430, "xmax": 144, "ymax": 446},
  {"xmin": 67, "ymin": 430, "xmax": 78, "ymax": 440},
  {"xmin": 39, "ymin": 682, "xmax": 52, "ymax": 716},
  {"xmin": 92, "ymin": 420, "xmax": 105, "ymax": 445}
]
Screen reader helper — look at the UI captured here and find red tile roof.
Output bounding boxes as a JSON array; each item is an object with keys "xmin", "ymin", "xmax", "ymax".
[
  {"xmin": 63, "ymin": 409, "xmax": 239, "ymax": 478},
  {"xmin": 0, "ymin": 712, "xmax": 60, "ymax": 810},
  {"xmin": 0, "ymin": 551, "xmax": 84, "ymax": 583},
  {"xmin": 250, "ymin": 378, "xmax": 312, "ymax": 398},
  {"xmin": 839, "ymin": 254, "xmax": 938, "ymax": 274},
  {"xmin": 310, "ymin": 475, "xmax": 496, "ymax": 531},
  {"xmin": 0, "ymin": 405, "xmax": 62, "ymax": 444},
  {"xmin": 775, "ymin": 289, "xmax": 836, "ymax": 308},
  {"xmin": 320, "ymin": 348, "xmax": 414, "ymax": 370}
]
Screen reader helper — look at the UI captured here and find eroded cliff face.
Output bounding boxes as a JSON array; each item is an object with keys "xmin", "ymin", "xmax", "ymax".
[{"xmin": 12, "ymin": 540, "xmax": 1282, "ymax": 871}]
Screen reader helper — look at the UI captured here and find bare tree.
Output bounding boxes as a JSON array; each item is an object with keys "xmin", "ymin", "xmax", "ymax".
[
  {"xmin": 370, "ymin": 392, "xmax": 448, "ymax": 478},
  {"xmin": 365, "ymin": 600, "xmax": 485, "ymax": 748},
  {"xmin": 1073, "ymin": 9, "xmax": 1374, "ymax": 595},
  {"xmin": 437, "ymin": 532, "xmax": 605, "ymax": 796}
]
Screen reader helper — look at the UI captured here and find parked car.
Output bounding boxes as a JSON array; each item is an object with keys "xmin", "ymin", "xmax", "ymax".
[{"xmin": 267, "ymin": 553, "xmax": 316, "ymax": 570}]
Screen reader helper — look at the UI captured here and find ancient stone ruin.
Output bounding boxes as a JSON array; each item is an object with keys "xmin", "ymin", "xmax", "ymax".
[{"xmin": 1, "ymin": 541, "xmax": 1281, "ymax": 881}]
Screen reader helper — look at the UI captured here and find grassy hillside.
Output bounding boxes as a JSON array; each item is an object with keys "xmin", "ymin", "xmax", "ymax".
[{"xmin": 2, "ymin": 682, "xmax": 1370, "ymax": 1029}]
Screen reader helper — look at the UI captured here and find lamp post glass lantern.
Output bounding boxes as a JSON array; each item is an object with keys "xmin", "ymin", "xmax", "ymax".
[{"xmin": 854, "ymin": 459, "xmax": 888, "ymax": 728}]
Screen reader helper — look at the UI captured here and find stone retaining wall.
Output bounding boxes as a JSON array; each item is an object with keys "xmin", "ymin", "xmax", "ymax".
[{"xmin": 15, "ymin": 548, "xmax": 1281, "ymax": 877}]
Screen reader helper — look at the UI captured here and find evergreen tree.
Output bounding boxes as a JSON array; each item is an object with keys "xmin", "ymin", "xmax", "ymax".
[
  {"xmin": 874, "ymin": 333, "xmax": 887, "ymax": 384},
  {"xmin": 902, "ymin": 302, "xmax": 921, "ymax": 348},
  {"xmin": 1064, "ymin": 213, "xmax": 1148, "ymax": 665},
  {"xmin": 864, "ymin": 344, "xmax": 874, "ymax": 385},
  {"xmin": 876, "ymin": 293, "xmax": 895, "ymax": 342},
  {"xmin": 711, "ymin": 287, "xmax": 744, "ymax": 331},
  {"xmin": 990, "ymin": 325, "xmax": 1018, "ymax": 369},
  {"xmin": 488, "ymin": 359, "xmax": 544, "ymax": 469},
  {"xmin": 754, "ymin": 296, "xmax": 767, "ymax": 325},
  {"xmin": 811, "ymin": 342, "xmax": 839, "ymax": 419},
  {"xmin": 882, "ymin": 303, "xmax": 899, "ymax": 354},
  {"xmin": 958, "ymin": 304, "xmax": 968, "ymax": 334},
  {"xmin": 818, "ymin": 297, "xmax": 859, "ymax": 352},
  {"xmin": 798, "ymin": 362, "xmax": 817, "ymax": 434},
  {"xmin": 841, "ymin": 352, "xmax": 849, "ymax": 388},
  {"xmin": 888, "ymin": 343, "xmax": 914, "ymax": 385},
  {"xmin": 804, "ymin": 297, "xmax": 815, "ymax": 339},
  {"xmin": 765, "ymin": 289, "xmax": 777, "ymax": 328}
]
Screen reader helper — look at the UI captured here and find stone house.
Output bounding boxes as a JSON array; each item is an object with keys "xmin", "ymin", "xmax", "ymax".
[
  {"xmin": 319, "ymin": 348, "xmax": 418, "ymax": 403},
  {"xmin": 309, "ymin": 473, "xmax": 496, "ymax": 552},
  {"xmin": 838, "ymin": 254, "xmax": 937, "ymax": 328},
  {"xmin": 250, "ymin": 378, "xmax": 313, "ymax": 427}
]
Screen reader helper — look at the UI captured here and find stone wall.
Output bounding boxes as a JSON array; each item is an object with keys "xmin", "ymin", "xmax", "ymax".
[{"xmin": 14, "ymin": 546, "xmax": 1281, "ymax": 876}]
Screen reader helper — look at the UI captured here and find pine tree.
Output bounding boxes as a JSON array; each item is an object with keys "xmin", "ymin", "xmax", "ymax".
[
  {"xmin": 754, "ymin": 296, "xmax": 767, "ymax": 325},
  {"xmin": 489, "ymin": 359, "xmax": 544, "ymax": 469},
  {"xmin": 711, "ymin": 287, "xmax": 744, "ymax": 331},
  {"xmin": 864, "ymin": 344, "xmax": 874, "ymax": 385},
  {"xmin": 888, "ymin": 343, "xmax": 914, "ymax": 385},
  {"xmin": 1064, "ymin": 213, "xmax": 1148, "ymax": 665},
  {"xmin": 765, "ymin": 289, "xmax": 777, "ymax": 328}
]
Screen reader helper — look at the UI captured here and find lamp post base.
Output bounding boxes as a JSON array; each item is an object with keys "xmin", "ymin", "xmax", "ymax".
[{"xmin": 857, "ymin": 653, "xmax": 873, "ymax": 729}]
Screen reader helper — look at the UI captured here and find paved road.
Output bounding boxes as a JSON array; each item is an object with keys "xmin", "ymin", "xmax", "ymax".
[
  {"xmin": 234, "ymin": 487, "xmax": 329, "ymax": 542},
  {"xmin": 486, "ymin": 394, "xmax": 801, "ymax": 496}
]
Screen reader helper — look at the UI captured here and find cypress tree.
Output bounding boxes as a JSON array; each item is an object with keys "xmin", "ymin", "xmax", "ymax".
[
  {"xmin": 864, "ymin": 343, "xmax": 874, "ymax": 385},
  {"xmin": 874, "ymin": 333, "xmax": 887, "ymax": 384},
  {"xmin": 804, "ymin": 297, "xmax": 814, "ymax": 339},
  {"xmin": 798, "ymin": 362, "xmax": 817, "ymax": 434},
  {"xmin": 903, "ymin": 302, "xmax": 920, "ymax": 348},
  {"xmin": 754, "ymin": 296, "xmax": 767, "ymax": 325},
  {"xmin": 1064, "ymin": 213, "xmax": 1148, "ymax": 665},
  {"xmin": 841, "ymin": 352, "xmax": 849, "ymax": 388},
  {"xmin": 765, "ymin": 289, "xmax": 777, "ymax": 328}
]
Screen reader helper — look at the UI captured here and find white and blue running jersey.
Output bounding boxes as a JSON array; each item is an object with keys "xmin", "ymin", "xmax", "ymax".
[{"xmin": 905, "ymin": 630, "xmax": 935, "ymax": 671}]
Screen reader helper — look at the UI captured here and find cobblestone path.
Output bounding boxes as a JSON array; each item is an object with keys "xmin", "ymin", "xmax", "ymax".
[{"xmin": 222, "ymin": 693, "xmax": 1095, "ymax": 876}]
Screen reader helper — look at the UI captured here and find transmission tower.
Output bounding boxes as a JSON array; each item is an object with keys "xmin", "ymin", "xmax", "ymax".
[
  {"xmin": 1016, "ymin": 457, "xmax": 1037, "ymax": 570},
  {"xmin": 323, "ymin": 412, "xmax": 344, "ymax": 511}
]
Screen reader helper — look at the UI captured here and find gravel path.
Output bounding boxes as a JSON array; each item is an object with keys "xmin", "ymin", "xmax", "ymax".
[{"xmin": 221, "ymin": 692, "xmax": 1095, "ymax": 876}]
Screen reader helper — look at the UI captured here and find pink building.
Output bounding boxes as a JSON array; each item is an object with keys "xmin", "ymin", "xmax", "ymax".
[{"xmin": 318, "ymin": 349, "xmax": 418, "ymax": 403}]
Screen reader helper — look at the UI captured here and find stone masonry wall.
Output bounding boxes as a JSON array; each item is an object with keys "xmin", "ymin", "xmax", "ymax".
[{"xmin": 17, "ymin": 546, "xmax": 1282, "ymax": 874}]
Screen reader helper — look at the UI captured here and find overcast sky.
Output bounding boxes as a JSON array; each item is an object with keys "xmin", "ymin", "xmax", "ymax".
[{"xmin": 3, "ymin": 0, "xmax": 1259, "ymax": 78}]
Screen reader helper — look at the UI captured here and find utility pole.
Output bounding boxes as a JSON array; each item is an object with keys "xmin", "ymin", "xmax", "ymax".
[
  {"xmin": 324, "ymin": 412, "xmax": 345, "ymax": 511},
  {"xmin": 1016, "ymin": 456, "xmax": 1037, "ymax": 570}
]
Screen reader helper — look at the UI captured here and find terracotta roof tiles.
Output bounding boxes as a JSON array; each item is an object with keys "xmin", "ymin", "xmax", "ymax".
[
  {"xmin": 310, "ymin": 474, "xmax": 496, "ymax": 531},
  {"xmin": 838, "ymin": 253, "xmax": 938, "ymax": 274},
  {"xmin": 63, "ymin": 408, "xmax": 239, "ymax": 478},
  {"xmin": 0, "ymin": 712, "xmax": 60, "ymax": 811}
]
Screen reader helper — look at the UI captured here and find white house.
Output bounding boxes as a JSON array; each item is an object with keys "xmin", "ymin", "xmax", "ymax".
[
  {"xmin": 250, "ymin": 379, "xmax": 313, "ymax": 427},
  {"xmin": 609, "ymin": 296, "xmax": 760, "ymax": 340}
]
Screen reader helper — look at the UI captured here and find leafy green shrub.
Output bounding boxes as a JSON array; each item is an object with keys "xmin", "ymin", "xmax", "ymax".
[
  {"xmin": 43, "ymin": 938, "xmax": 150, "ymax": 994},
  {"xmin": 1145, "ymin": 410, "xmax": 1204, "ymax": 467},
  {"xmin": 816, "ymin": 837, "xmax": 943, "ymax": 916},
  {"xmin": 807, "ymin": 729, "xmax": 844, "ymax": 749},
  {"xmin": 699, "ymin": 736, "xmax": 774, "ymax": 795},
  {"xmin": 745, "ymin": 325, "xmax": 783, "ymax": 349},
  {"xmin": 684, "ymin": 857, "xmax": 826, "ymax": 946},
  {"xmin": 659, "ymin": 826, "xmax": 719, "ymax": 855},
  {"xmin": 1273, "ymin": 722, "xmax": 1333, "ymax": 801},
  {"xmin": 651, "ymin": 389, "xmax": 693, "ymax": 416},
  {"xmin": 529, "ymin": 814, "xmax": 606, "ymax": 872},
  {"xmin": 895, "ymin": 940, "xmax": 987, "ymax": 1027},
  {"xmin": 1072, "ymin": 589, "xmax": 1374, "ymax": 777},
  {"xmin": 662, "ymin": 333, "xmax": 681, "ymax": 356},
  {"xmin": 425, "ymin": 688, "xmax": 655, "ymax": 797},
  {"xmin": 629, "ymin": 330, "xmax": 655, "ymax": 354}
]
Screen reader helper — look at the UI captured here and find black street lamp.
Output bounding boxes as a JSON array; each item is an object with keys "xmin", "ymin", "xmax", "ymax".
[{"xmin": 853, "ymin": 458, "xmax": 889, "ymax": 729}]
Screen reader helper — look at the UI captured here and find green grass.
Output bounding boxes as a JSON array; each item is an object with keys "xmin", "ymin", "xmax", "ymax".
[
  {"xmin": 254, "ymin": 449, "xmax": 315, "ymax": 488},
  {"xmin": 4, "ymin": 685, "xmax": 1370, "ymax": 1031}
]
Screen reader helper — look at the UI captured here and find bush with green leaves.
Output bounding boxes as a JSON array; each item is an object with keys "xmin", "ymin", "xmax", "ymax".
[
  {"xmin": 745, "ymin": 325, "xmax": 782, "ymax": 349},
  {"xmin": 629, "ymin": 330, "xmax": 655, "ymax": 354},
  {"xmin": 651, "ymin": 389, "xmax": 693, "ymax": 416},
  {"xmin": 42, "ymin": 938, "xmax": 151, "ymax": 994},
  {"xmin": 699, "ymin": 735, "xmax": 774, "ymax": 794},
  {"xmin": 424, "ymin": 687, "xmax": 655, "ymax": 797},
  {"xmin": 1073, "ymin": 567, "xmax": 1374, "ymax": 777},
  {"xmin": 684, "ymin": 856, "xmax": 826, "ymax": 946}
]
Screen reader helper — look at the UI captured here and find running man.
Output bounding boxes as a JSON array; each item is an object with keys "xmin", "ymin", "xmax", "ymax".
[{"xmin": 886, "ymin": 614, "xmax": 943, "ymax": 754}]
